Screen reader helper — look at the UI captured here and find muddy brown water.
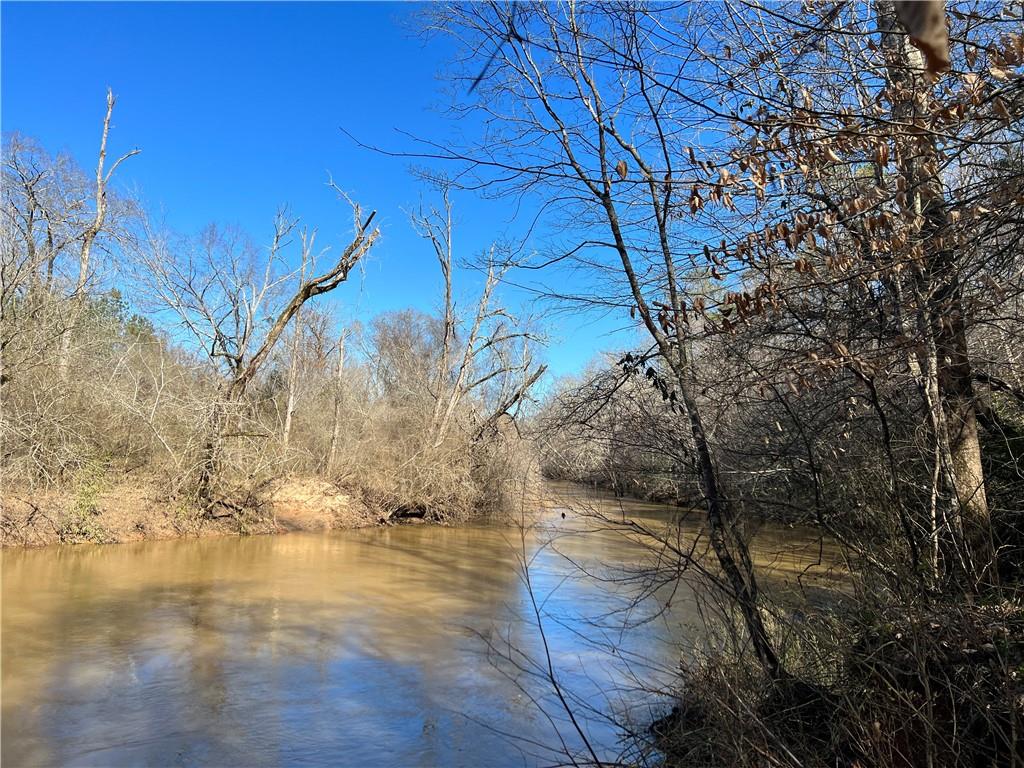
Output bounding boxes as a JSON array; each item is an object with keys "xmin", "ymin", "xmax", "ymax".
[{"xmin": 1, "ymin": 485, "xmax": 843, "ymax": 767}]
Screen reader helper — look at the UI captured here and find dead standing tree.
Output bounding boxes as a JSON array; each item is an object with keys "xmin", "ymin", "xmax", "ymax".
[
  {"xmin": 2, "ymin": 94, "xmax": 139, "ymax": 388},
  {"xmin": 411, "ymin": 189, "xmax": 546, "ymax": 451},
  {"xmin": 326, "ymin": 326, "xmax": 351, "ymax": 475},
  {"xmin": 59, "ymin": 88, "xmax": 140, "ymax": 377},
  {"xmin": 281, "ymin": 230, "xmax": 313, "ymax": 450},
  {"xmin": 140, "ymin": 200, "xmax": 378, "ymax": 509}
]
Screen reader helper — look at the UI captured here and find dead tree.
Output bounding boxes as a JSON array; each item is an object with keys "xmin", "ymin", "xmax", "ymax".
[
  {"xmin": 411, "ymin": 190, "xmax": 545, "ymax": 450},
  {"xmin": 326, "ymin": 329, "xmax": 349, "ymax": 475},
  {"xmin": 58, "ymin": 89, "xmax": 140, "ymax": 376},
  {"xmin": 140, "ymin": 199, "xmax": 378, "ymax": 507},
  {"xmin": 282, "ymin": 230, "xmax": 314, "ymax": 449}
]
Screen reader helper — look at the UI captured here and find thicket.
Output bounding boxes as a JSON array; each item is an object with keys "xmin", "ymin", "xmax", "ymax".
[{"xmin": 1, "ymin": 117, "xmax": 543, "ymax": 538}]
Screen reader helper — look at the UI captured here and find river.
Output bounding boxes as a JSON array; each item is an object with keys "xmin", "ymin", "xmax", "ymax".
[{"xmin": 1, "ymin": 484, "xmax": 842, "ymax": 767}]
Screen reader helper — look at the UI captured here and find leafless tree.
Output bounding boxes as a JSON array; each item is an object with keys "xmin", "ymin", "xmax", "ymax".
[
  {"xmin": 58, "ymin": 88, "xmax": 140, "ymax": 376},
  {"xmin": 137, "ymin": 197, "xmax": 377, "ymax": 507},
  {"xmin": 411, "ymin": 185, "xmax": 548, "ymax": 450},
  {"xmin": 281, "ymin": 229, "xmax": 314, "ymax": 449}
]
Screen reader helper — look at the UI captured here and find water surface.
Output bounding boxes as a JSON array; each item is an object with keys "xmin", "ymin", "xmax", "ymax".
[{"xmin": 2, "ymin": 486, "xmax": 841, "ymax": 766}]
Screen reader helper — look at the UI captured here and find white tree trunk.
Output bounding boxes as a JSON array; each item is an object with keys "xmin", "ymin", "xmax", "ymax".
[{"xmin": 327, "ymin": 334, "xmax": 346, "ymax": 475}]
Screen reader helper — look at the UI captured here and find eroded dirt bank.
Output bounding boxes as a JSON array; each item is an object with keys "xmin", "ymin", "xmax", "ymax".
[{"xmin": 1, "ymin": 478, "xmax": 383, "ymax": 548}]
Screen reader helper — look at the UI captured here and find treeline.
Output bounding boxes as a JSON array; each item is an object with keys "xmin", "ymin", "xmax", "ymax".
[
  {"xmin": 429, "ymin": 1, "xmax": 1024, "ymax": 766},
  {"xmin": 539, "ymin": 361, "xmax": 694, "ymax": 503},
  {"xmin": 1, "ymin": 105, "xmax": 543, "ymax": 542}
]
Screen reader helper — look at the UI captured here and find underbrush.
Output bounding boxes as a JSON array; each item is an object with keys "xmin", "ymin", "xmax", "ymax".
[
  {"xmin": 347, "ymin": 427, "xmax": 539, "ymax": 524},
  {"xmin": 653, "ymin": 600, "xmax": 1024, "ymax": 768},
  {"xmin": 2, "ymin": 413, "xmax": 539, "ymax": 547}
]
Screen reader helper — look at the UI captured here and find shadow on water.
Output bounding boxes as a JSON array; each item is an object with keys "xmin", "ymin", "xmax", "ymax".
[{"xmin": 2, "ymin": 486, "xmax": 843, "ymax": 767}]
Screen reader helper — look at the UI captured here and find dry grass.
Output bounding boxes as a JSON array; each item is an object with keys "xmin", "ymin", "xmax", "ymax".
[{"xmin": 651, "ymin": 599, "xmax": 1024, "ymax": 768}]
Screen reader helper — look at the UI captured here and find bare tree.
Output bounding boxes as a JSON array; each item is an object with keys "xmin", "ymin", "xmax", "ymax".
[
  {"xmin": 326, "ymin": 328, "xmax": 350, "ymax": 475},
  {"xmin": 138, "ymin": 198, "xmax": 378, "ymax": 506},
  {"xmin": 411, "ymin": 187, "xmax": 547, "ymax": 450},
  {"xmin": 58, "ymin": 88, "xmax": 140, "ymax": 376},
  {"xmin": 282, "ymin": 230, "xmax": 314, "ymax": 449},
  {"xmin": 1, "ymin": 122, "xmax": 136, "ymax": 388},
  {"xmin": 425, "ymin": 0, "xmax": 784, "ymax": 676}
]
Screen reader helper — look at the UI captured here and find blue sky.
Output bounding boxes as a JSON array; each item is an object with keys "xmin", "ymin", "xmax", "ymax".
[{"xmin": 1, "ymin": 1, "xmax": 637, "ymax": 379}]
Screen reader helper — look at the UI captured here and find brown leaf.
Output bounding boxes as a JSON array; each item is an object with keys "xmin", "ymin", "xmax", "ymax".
[
  {"xmin": 993, "ymin": 98, "xmax": 1011, "ymax": 122},
  {"xmin": 689, "ymin": 185, "xmax": 704, "ymax": 214},
  {"xmin": 895, "ymin": 0, "xmax": 951, "ymax": 76}
]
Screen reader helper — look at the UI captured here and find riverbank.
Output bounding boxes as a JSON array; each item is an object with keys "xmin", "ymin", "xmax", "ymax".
[{"xmin": 0, "ymin": 477, "xmax": 384, "ymax": 548}]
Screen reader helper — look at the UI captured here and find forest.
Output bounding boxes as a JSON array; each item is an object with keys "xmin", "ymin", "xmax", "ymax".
[
  {"xmin": 2, "ymin": 118, "xmax": 544, "ymax": 539},
  {"xmin": 2, "ymin": 1, "xmax": 1023, "ymax": 767}
]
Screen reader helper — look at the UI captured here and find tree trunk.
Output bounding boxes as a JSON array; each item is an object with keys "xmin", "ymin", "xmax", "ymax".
[
  {"xmin": 195, "ymin": 398, "xmax": 228, "ymax": 511},
  {"xmin": 58, "ymin": 89, "xmax": 139, "ymax": 378},
  {"xmin": 282, "ymin": 318, "xmax": 302, "ymax": 449},
  {"xmin": 327, "ymin": 334, "xmax": 346, "ymax": 475},
  {"xmin": 878, "ymin": 0, "xmax": 995, "ymax": 585},
  {"xmin": 600, "ymin": 194, "xmax": 784, "ymax": 678},
  {"xmin": 674, "ymin": 363, "xmax": 783, "ymax": 678}
]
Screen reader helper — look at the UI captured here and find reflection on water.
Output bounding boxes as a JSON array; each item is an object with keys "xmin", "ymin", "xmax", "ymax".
[{"xmin": 2, "ymin": 484, "xmax": 842, "ymax": 767}]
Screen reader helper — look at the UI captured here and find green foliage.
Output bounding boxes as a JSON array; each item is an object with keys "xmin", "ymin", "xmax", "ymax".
[
  {"xmin": 82, "ymin": 288, "xmax": 156, "ymax": 342},
  {"xmin": 57, "ymin": 458, "xmax": 110, "ymax": 544}
]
